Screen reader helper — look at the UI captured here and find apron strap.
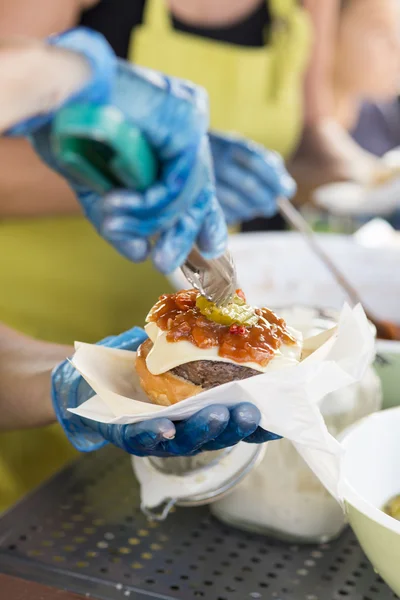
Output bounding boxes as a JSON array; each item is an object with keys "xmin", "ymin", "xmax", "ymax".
[
  {"xmin": 142, "ymin": 0, "xmax": 171, "ymax": 31},
  {"xmin": 267, "ymin": 0, "xmax": 311, "ymax": 101},
  {"xmin": 269, "ymin": 0, "xmax": 299, "ymax": 19}
]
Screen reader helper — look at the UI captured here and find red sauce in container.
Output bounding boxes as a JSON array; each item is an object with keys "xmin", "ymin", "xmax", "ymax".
[{"xmin": 147, "ymin": 290, "xmax": 296, "ymax": 367}]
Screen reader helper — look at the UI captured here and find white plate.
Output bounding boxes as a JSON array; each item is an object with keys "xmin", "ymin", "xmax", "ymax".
[
  {"xmin": 313, "ymin": 178, "xmax": 400, "ymax": 216},
  {"xmin": 169, "ymin": 232, "xmax": 400, "ymax": 322}
]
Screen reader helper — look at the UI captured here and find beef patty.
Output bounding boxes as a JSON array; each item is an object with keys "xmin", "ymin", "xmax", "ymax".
[{"xmin": 171, "ymin": 361, "xmax": 259, "ymax": 390}]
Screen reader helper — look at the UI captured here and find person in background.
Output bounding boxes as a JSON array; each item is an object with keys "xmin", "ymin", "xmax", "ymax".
[
  {"xmin": 334, "ymin": 0, "xmax": 400, "ymax": 156},
  {"xmin": 79, "ymin": 0, "xmax": 400, "ymax": 223},
  {"xmin": 290, "ymin": 0, "xmax": 400, "ymax": 206},
  {"xmin": 338, "ymin": 0, "xmax": 400, "ymax": 229},
  {"xmin": 0, "ymin": 25, "xmax": 290, "ymax": 511},
  {"xmin": 352, "ymin": 100, "xmax": 400, "ymax": 160},
  {"xmin": 306, "ymin": 0, "xmax": 400, "ymax": 228}
]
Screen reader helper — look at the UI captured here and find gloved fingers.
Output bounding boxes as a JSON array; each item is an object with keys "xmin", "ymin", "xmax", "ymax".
[
  {"xmin": 208, "ymin": 130, "xmax": 235, "ymax": 164},
  {"xmin": 232, "ymin": 145, "xmax": 296, "ymax": 199},
  {"xmin": 218, "ymin": 207, "xmax": 238, "ymax": 226},
  {"xmin": 100, "ymin": 216, "xmax": 152, "ymax": 261},
  {"xmin": 101, "ymin": 186, "xmax": 222, "ymax": 273},
  {"xmin": 210, "ymin": 131, "xmax": 292, "ymax": 195},
  {"xmin": 201, "ymin": 402, "xmax": 261, "ymax": 451},
  {"xmin": 216, "ymin": 199, "xmax": 241, "ymax": 225},
  {"xmin": 99, "ymin": 167, "xmax": 200, "ymax": 239},
  {"xmin": 101, "ymin": 185, "xmax": 168, "ymax": 221},
  {"xmin": 114, "ymin": 61, "xmax": 209, "ymax": 159},
  {"xmin": 217, "ymin": 163, "xmax": 279, "ymax": 217},
  {"xmin": 51, "ymin": 326, "xmax": 149, "ymax": 455},
  {"xmin": 243, "ymin": 427, "xmax": 282, "ymax": 444},
  {"xmin": 52, "ymin": 375, "xmax": 107, "ymax": 453},
  {"xmin": 95, "ymin": 419, "xmax": 176, "ymax": 455},
  {"xmin": 104, "ymin": 231, "xmax": 151, "ymax": 263},
  {"xmin": 100, "ymin": 138, "xmax": 212, "ymax": 236},
  {"xmin": 110, "ymin": 237, "xmax": 151, "ymax": 264},
  {"xmin": 101, "ymin": 143, "xmax": 198, "ymax": 220},
  {"xmin": 100, "ymin": 186, "xmax": 183, "ymax": 237},
  {"xmin": 216, "ymin": 183, "xmax": 261, "ymax": 222},
  {"xmin": 156, "ymin": 405, "xmax": 230, "ymax": 456},
  {"xmin": 195, "ymin": 197, "xmax": 228, "ymax": 259},
  {"xmin": 52, "ymin": 359, "xmax": 89, "ymax": 410},
  {"xmin": 101, "ymin": 207, "xmax": 162, "ymax": 239},
  {"xmin": 151, "ymin": 185, "xmax": 215, "ymax": 274},
  {"xmin": 97, "ymin": 326, "xmax": 148, "ymax": 351}
]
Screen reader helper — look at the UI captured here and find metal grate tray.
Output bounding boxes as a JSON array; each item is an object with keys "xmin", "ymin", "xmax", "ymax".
[{"xmin": 0, "ymin": 446, "xmax": 397, "ymax": 600}]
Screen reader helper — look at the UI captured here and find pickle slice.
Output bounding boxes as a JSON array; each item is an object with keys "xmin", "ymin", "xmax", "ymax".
[{"xmin": 196, "ymin": 294, "xmax": 259, "ymax": 327}]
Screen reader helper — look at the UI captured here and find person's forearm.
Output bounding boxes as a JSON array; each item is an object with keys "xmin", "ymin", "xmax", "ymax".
[
  {"xmin": 0, "ymin": 0, "xmax": 94, "ymax": 38},
  {"xmin": 0, "ymin": 323, "xmax": 72, "ymax": 431},
  {"xmin": 0, "ymin": 139, "xmax": 81, "ymax": 217},
  {"xmin": 0, "ymin": 0, "xmax": 99, "ymax": 217},
  {"xmin": 0, "ymin": 34, "xmax": 94, "ymax": 217},
  {"xmin": 303, "ymin": 0, "xmax": 340, "ymax": 123}
]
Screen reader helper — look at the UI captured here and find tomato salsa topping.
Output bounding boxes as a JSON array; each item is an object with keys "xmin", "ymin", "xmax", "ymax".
[{"xmin": 147, "ymin": 289, "xmax": 297, "ymax": 367}]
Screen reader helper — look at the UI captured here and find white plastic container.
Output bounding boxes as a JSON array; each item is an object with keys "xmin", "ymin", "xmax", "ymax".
[{"xmin": 210, "ymin": 307, "xmax": 382, "ymax": 543}]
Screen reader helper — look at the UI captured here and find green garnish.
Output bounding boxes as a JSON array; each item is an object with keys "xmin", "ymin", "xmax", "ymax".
[{"xmin": 196, "ymin": 293, "xmax": 259, "ymax": 327}]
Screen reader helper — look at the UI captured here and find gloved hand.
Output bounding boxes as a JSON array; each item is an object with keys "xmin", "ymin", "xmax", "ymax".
[
  {"xmin": 209, "ymin": 131, "xmax": 296, "ymax": 224},
  {"xmin": 51, "ymin": 327, "xmax": 280, "ymax": 456},
  {"xmin": 8, "ymin": 28, "xmax": 227, "ymax": 274}
]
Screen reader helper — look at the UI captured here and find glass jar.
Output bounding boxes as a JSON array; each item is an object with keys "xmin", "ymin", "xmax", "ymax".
[
  {"xmin": 132, "ymin": 443, "xmax": 266, "ymax": 521},
  {"xmin": 210, "ymin": 307, "xmax": 382, "ymax": 543}
]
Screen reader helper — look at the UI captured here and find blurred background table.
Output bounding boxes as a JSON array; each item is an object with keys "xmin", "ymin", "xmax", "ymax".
[{"xmin": 171, "ymin": 232, "xmax": 400, "ymax": 322}]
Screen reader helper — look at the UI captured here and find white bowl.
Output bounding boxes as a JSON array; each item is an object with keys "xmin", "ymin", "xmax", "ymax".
[{"xmin": 341, "ymin": 408, "xmax": 400, "ymax": 594}]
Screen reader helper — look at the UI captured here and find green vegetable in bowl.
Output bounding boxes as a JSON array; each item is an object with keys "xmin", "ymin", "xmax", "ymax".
[{"xmin": 383, "ymin": 494, "xmax": 400, "ymax": 520}]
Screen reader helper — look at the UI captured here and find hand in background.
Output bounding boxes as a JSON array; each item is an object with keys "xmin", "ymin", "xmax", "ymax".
[{"xmin": 209, "ymin": 131, "xmax": 295, "ymax": 224}]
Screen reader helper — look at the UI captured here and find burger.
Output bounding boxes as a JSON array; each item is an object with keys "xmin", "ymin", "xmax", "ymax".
[{"xmin": 136, "ymin": 289, "xmax": 303, "ymax": 406}]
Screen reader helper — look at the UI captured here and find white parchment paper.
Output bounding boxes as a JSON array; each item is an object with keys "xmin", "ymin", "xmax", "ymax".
[{"xmin": 69, "ymin": 304, "xmax": 374, "ymax": 500}]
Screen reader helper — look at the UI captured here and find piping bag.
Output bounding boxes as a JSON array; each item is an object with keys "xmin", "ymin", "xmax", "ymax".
[
  {"xmin": 51, "ymin": 103, "xmax": 237, "ymax": 305},
  {"xmin": 51, "ymin": 103, "xmax": 157, "ymax": 193}
]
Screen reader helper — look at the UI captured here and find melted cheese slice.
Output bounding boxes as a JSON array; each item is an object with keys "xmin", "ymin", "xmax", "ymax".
[{"xmin": 145, "ymin": 322, "xmax": 303, "ymax": 376}]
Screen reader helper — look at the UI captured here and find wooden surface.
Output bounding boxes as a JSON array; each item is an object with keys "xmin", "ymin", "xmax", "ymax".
[{"xmin": 0, "ymin": 574, "xmax": 87, "ymax": 600}]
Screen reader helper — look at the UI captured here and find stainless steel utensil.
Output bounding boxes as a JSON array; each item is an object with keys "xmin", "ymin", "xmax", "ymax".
[
  {"xmin": 277, "ymin": 197, "xmax": 393, "ymax": 364},
  {"xmin": 181, "ymin": 246, "xmax": 237, "ymax": 306}
]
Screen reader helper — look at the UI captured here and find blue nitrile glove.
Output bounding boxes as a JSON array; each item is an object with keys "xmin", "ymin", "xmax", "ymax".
[
  {"xmin": 209, "ymin": 131, "xmax": 296, "ymax": 224},
  {"xmin": 51, "ymin": 327, "xmax": 280, "ymax": 456},
  {"xmin": 8, "ymin": 27, "xmax": 227, "ymax": 274}
]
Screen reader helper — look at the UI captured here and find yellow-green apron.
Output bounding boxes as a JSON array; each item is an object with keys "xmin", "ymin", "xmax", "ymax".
[
  {"xmin": 0, "ymin": 216, "xmax": 169, "ymax": 513},
  {"xmin": 129, "ymin": 0, "xmax": 311, "ymax": 159}
]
